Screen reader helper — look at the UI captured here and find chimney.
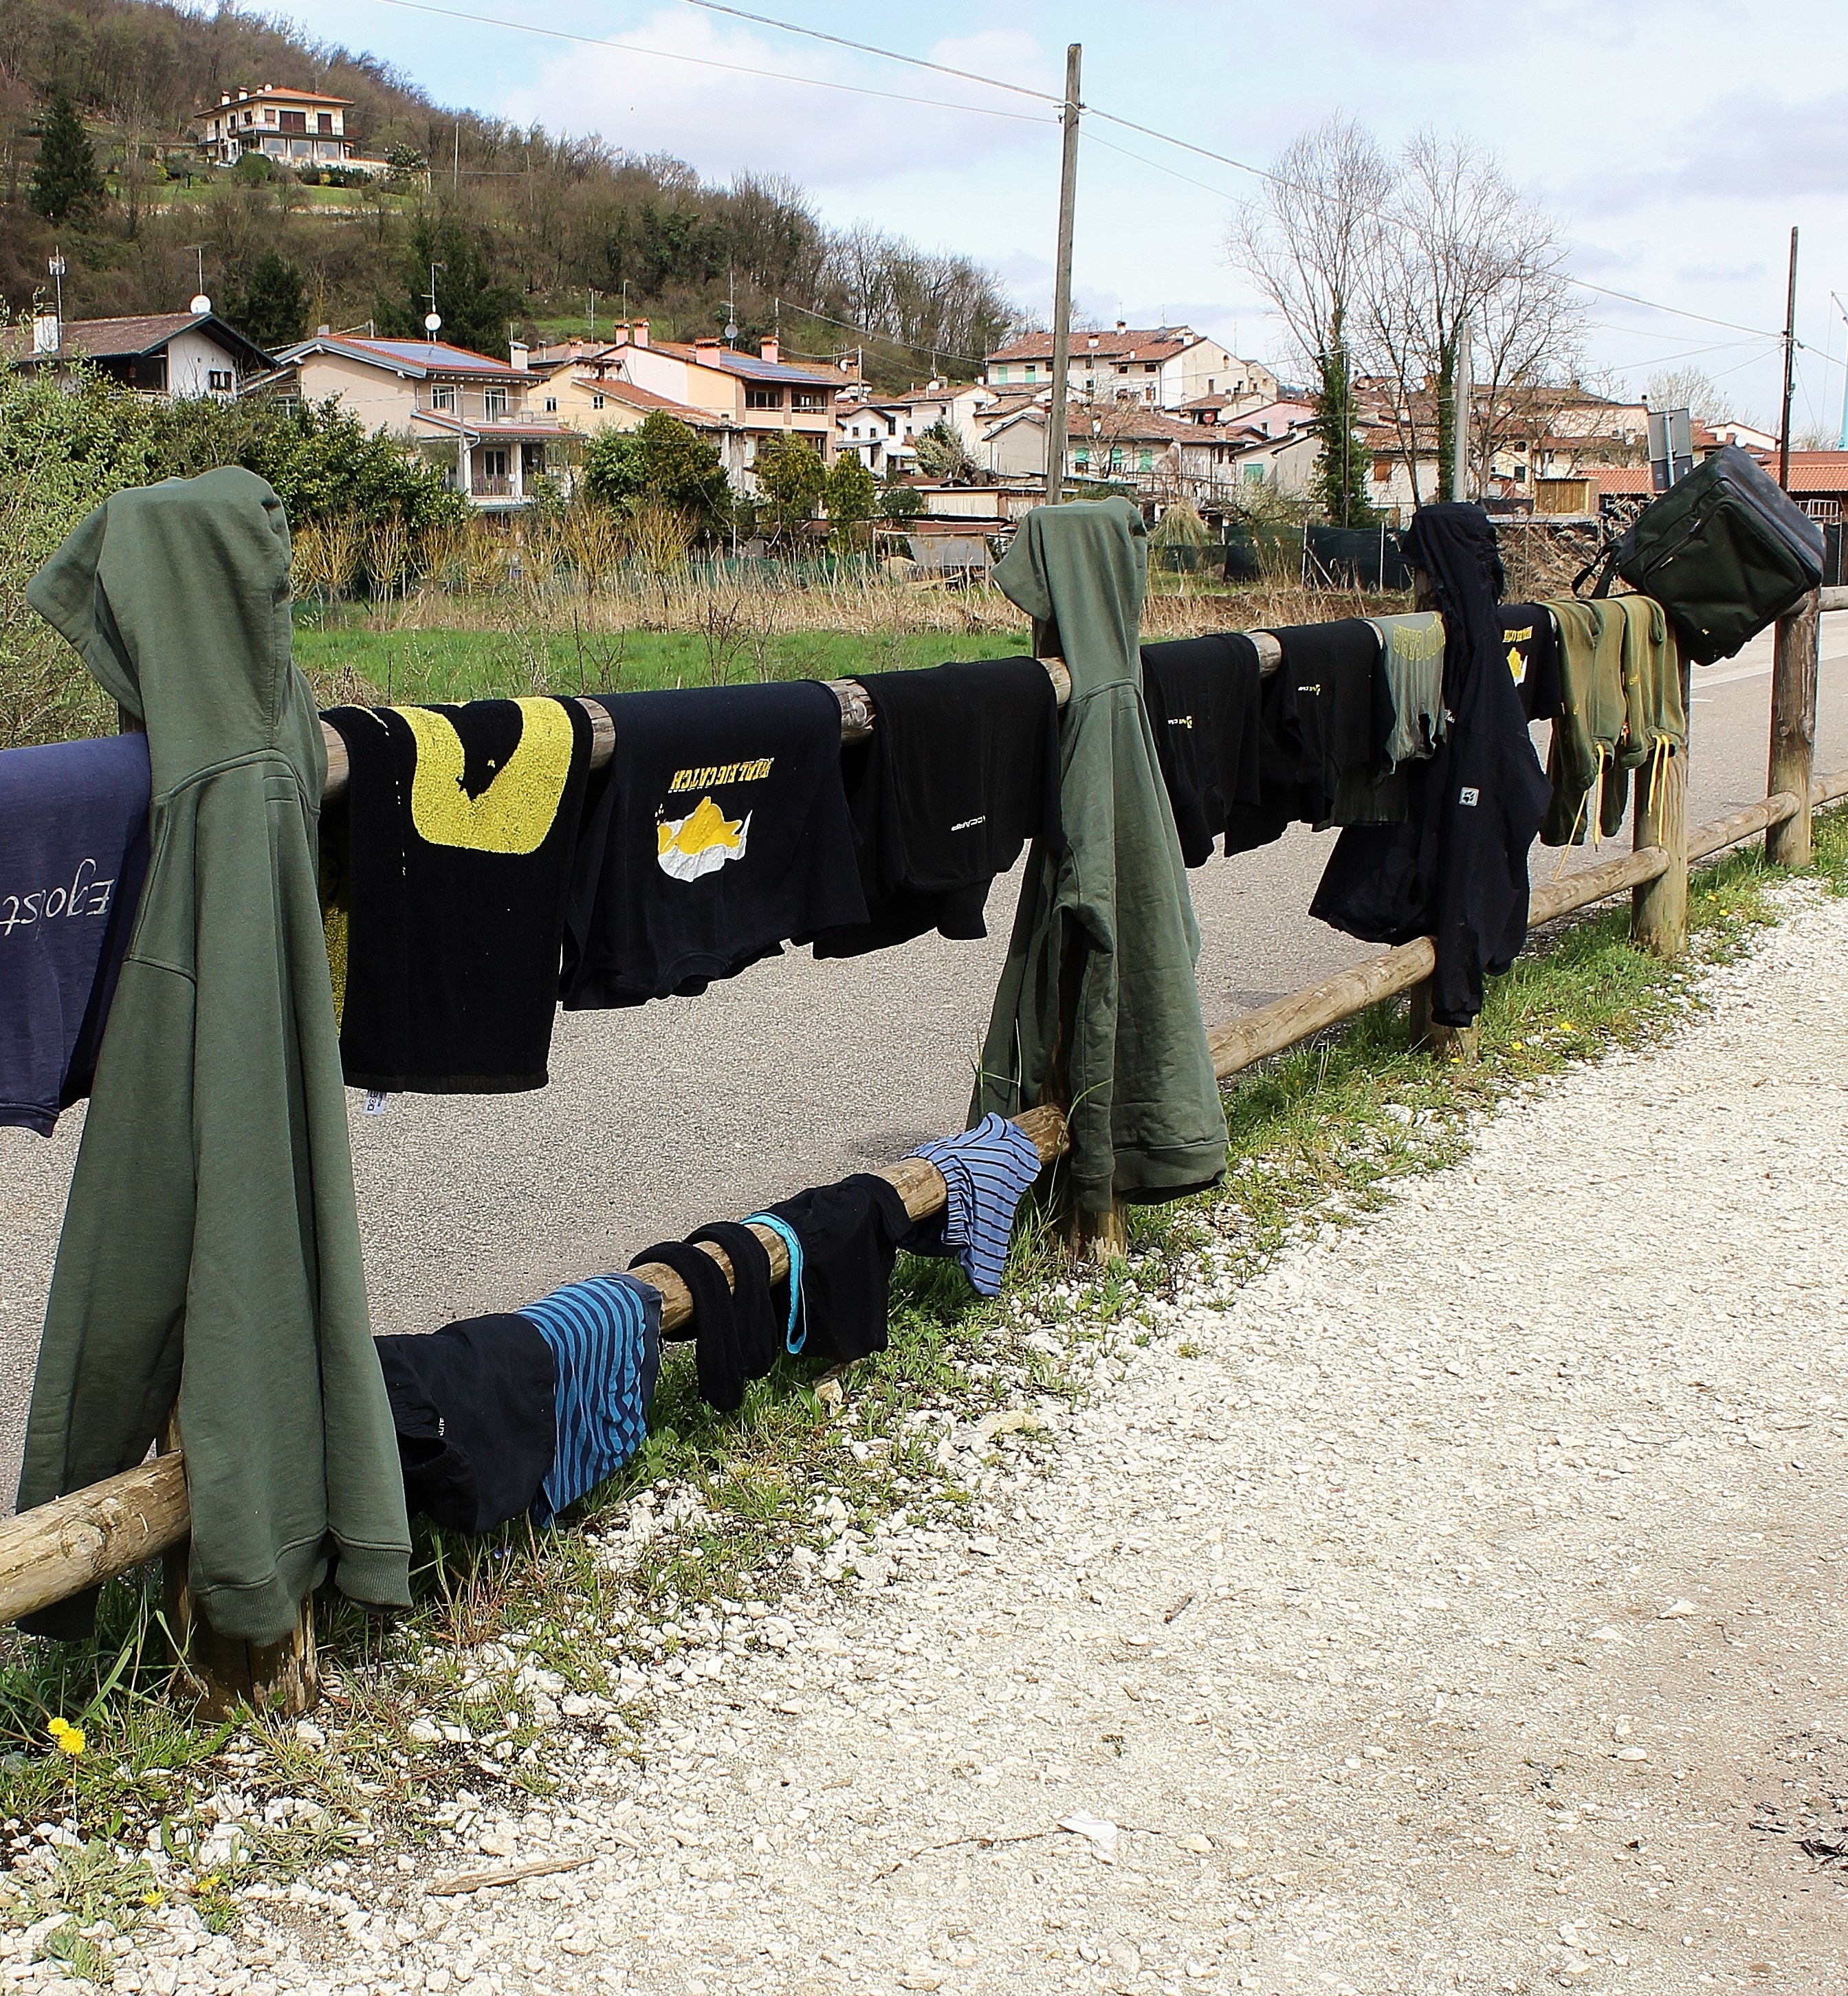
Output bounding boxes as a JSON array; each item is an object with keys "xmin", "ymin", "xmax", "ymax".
[
  {"xmin": 32, "ymin": 311, "xmax": 59, "ymax": 356},
  {"xmin": 316, "ymin": 323, "xmax": 331, "ymax": 336},
  {"xmin": 220, "ymin": 93, "xmax": 230, "ymax": 106},
  {"xmin": 631, "ymin": 318, "xmax": 649, "ymax": 348},
  {"xmin": 1115, "ymin": 318, "xmax": 1127, "ymax": 333},
  {"xmin": 694, "ymin": 336, "xmax": 721, "ymax": 354},
  {"xmin": 509, "ymin": 340, "xmax": 529, "ymax": 372},
  {"xmin": 1087, "ymin": 333, "xmax": 1099, "ymax": 349},
  {"xmin": 760, "ymin": 335, "xmax": 780, "ymax": 364}
]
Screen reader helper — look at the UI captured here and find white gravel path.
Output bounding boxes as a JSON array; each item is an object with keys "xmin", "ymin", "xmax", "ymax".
[{"xmin": 70, "ymin": 885, "xmax": 1848, "ymax": 1996}]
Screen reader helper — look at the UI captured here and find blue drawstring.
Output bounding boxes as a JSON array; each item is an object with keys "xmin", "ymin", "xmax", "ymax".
[{"xmin": 743, "ymin": 1213, "xmax": 806, "ymax": 1355}]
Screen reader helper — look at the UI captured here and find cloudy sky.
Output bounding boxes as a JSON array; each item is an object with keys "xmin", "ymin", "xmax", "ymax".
[{"xmin": 300, "ymin": 0, "xmax": 1848, "ymax": 429}]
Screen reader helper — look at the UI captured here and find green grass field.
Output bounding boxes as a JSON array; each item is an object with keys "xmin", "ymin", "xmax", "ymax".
[{"xmin": 292, "ymin": 620, "xmax": 1031, "ymax": 705}]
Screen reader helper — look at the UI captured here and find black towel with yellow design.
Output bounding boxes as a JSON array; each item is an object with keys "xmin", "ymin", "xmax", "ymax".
[{"xmin": 324, "ymin": 697, "xmax": 592, "ymax": 1093}]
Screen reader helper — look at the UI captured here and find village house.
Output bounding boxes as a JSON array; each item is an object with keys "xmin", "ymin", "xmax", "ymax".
[
  {"xmin": 192, "ymin": 84, "xmax": 382, "ymax": 173},
  {"xmin": 270, "ymin": 331, "xmax": 580, "ymax": 509},
  {"xmin": 975, "ymin": 393, "xmax": 1318, "ymax": 503},
  {"xmin": 6, "ymin": 307, "xmax": 274, "ymax": 397},
  {"xmin": 834, "ymin": 380, "xmax": 993, "ymax": 474},
  {"xmin": 982, "ymin": 323, "xmax": 1276, "ymax": 413},
  {"xmin": 529, "ymin": 323, "xmax": 848, "ymax": 493}
]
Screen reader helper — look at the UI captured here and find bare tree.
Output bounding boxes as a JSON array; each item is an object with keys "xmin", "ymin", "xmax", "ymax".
[
  {"xmin": 1227, "ymin": 118, "xmax": 1394, "ymax": 522},
  {"xmin": 1644, "ymin": 366, "xmax": 1734, "ymax": 426},
  {"xmin": 1365, "ymin": 130, "xmax": 1584, "ymax": 502}
]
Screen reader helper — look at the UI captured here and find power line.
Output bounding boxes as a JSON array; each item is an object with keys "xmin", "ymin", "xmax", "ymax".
[
  {"xmin": 373, "ymin": 0, "xmax": 1053, "ymax": 124},
  {"xmin": 1568, "ymin": 278, "xmax": 1783, "ymax": 344},
  {"xmin": 773, "ymin": 298, "xmax": 986, "ymax": 370},
  {"xmin": 373, "ymin": 0, "xmax": 1807, "ymax": 365},
  {"xmin": 668, "ymin": 0, "xmax": 1059, "ymax": 106}
]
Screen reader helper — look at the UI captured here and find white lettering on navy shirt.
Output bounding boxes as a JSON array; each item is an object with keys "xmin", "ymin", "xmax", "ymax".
[{"xmin": 0, "ymin": 859, "xmax": 116, "ymax": 936}]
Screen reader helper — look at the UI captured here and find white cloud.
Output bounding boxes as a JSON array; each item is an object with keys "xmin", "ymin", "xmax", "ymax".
[{"xmin": 500, "ymin": 12, "xmax": 1054, "ymax": 195}]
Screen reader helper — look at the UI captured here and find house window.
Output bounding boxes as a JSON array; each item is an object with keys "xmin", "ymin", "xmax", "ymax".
[
  {"xmin": 1115, "ymin": 364, "xmax": 1129, "ymax": 375},
  {"xmin": 280, "ymin": 111, "xmax": 306, "ymax": 133},
  {"xmin": 745, "ymin": 386, "xmax": 783, "ymax": 409},
  {"xmin": 591, "ymin": 393, "xmax": 605, "ymax": 409},
  {"xmin": 993, "ymin": 364, "xmax": 1007, "ymax": 382},
  {"xmin": 484, "ymin": 387, "xmax": 508, "ymax": 418},
  {"xmin": 544, "ymin": 395, "xmax": 558, "ymax": 412},
  {"xmin": 1144, "ymin": 362, "xmax": 1158, "ymax": 373},
  {"xmin": 1138, "ymin": 448, "xmax": 1154, "ymax": 472},
  {"xmin": 791, "ymin": 389, "xmax": 826, "ymax": 410},
  {"xmin": 482, "ymin": 448, "xmax": 509, "ymax": 476},
  {"xmin": 1243, "ymin": 463, "xmax": 1266, "ymax": 484},
  {"xmin": 1207, "ymin": 378, "xmax": 1215, "ymax": 393},
  {"xmin": 318, "ymin": 113, "xmax": 333, "ymax": 135},
  {"xmin": 207, "ymin": 369, "xmax": 233, "ymax": 393},
  {"xmin": 1109, "ymin": 446, "xmax": 1123, "ymax": 470},
  {"xmin": 1074, "ymin": 450, "xmax": 1089, "ymax": 471},
  {"xmin": 1024, "ymin": 364, "xmax": 1037, "ymax": 381},
  {"xmin": 430, "ymin": 383, "xmax": 456, "ymax": 412}
]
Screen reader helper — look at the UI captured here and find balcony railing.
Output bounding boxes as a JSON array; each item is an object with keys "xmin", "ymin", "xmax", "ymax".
[{"xmin": 470, "ymin": 476, "xmax": 514, "ymax": 497}]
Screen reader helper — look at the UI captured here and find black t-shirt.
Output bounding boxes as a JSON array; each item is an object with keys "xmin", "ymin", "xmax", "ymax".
[
  {"xmin": 325, "ymin": 698, "xmax": 592, "ymax": 1093},
  {"xmin": 1139, "ymin": 634, "xmax": 1265, "ymax": 867},
  {"xmin": 562, "ymin": 681, "xmax": 868, "ymax": 1007},
  {"xmin": 1501, "ymin": 605, "xmax": 1562, "ymax": 721},
  {"xmin": 808, "ymin": 657, "xmax": 1062, "ymax": 956},
  {"xmin": 1273, "ymin": 619, "xmax": 1380, "ymax": 819}
]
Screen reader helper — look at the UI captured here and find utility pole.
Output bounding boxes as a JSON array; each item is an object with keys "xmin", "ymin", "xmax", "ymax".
[
  {"xmin": 1778, "ymin": 226, "xmax": 1798, "ymax": 491},
  {"xmin": 452, "ymin": 121, "xmax": 460, "ymax": 194},
  {"xmin": 1449, "ymin": 312, "xmax": 1472, "ymax": 503},
  {"xmin": 1044, "ymin": 42, "xmax": 1082, "ymax": 505},
  {"xmin": 1833, "ymin": 293, "xmax": 1848, "ymax": 450}
]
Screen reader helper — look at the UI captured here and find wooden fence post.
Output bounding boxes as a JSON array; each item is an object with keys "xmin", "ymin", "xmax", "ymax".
[
  {"xmin": 160, "ymin": 1418, "xmax": 319, "ymax": 1720},
  {"xmin": 1632, "ymin": 657, "xmax": 1691, "ymax": 956},
  {"xmin": 1768, "ymin": 589, "xmax": 1820, "ymax": 867},
  {"xmin": 1408, "ymin": 980, "xmax": 1478, "ymax": 1063}
]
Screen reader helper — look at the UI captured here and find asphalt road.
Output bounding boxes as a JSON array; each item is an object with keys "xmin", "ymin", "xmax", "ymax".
[{"xmin": 3, "ymin": 612, "xmax": 1846, "ymax": 1495}]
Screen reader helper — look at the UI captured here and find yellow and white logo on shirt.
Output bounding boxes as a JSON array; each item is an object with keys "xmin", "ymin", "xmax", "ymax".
[{"xmin": 657, "ymin": 796, "xmax": 751, "ymax": 881}]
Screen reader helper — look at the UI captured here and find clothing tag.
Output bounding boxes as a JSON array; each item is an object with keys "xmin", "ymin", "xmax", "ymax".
[
  {"xmin": 1458, "ymin": 787, "xmax": 1481, "ymax": 807},
  {"xmin": 364, "ymin": 1089, "xmax": 390, "ymax": 1115}
]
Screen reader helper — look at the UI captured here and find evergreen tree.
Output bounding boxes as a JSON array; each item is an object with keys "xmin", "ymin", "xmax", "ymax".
[
  {"xmin": 30, "ymin": 92, "xmax": 106, "ymax": 226},
  {"xmin": 754, "ymin": 433, "xmax": 825, "ymax": 544},
  {"xmin": 232, "ymin": 252, "xmax": 306, "ymax": 353},
  {"xmin": 580, "ymin": 412, "xmax": 731, "ymax": 527},
  {"xmin": 823, "ymin": 452, "xmax": 877, "ymax": 548},
  {"xmin": 376, "ymin": 212, "xmax": 523, "ymax": 359},
  {"xmin": 1310, "ymin": 310, "xmax": 1376, "ymax": 527}
]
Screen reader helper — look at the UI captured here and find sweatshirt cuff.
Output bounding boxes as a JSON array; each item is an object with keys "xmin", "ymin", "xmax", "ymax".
[{"xmin": 333, "ymin": 1541, "xmax": 412, "ymax": 1610}]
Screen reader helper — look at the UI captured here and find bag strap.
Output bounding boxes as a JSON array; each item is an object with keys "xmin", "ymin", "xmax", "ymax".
[{"xmin": 1570, "ymin": 542, "xmax": 1620, "ymax": 600}]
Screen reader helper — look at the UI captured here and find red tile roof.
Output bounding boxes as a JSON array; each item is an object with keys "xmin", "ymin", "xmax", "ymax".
[
  {"xmin": 562, "ymin": 375, "xmax": 725, "ymax": 427},
  {"xmin": 988, "ymin": 327, "xmax": 1197, "ymax": 364}
]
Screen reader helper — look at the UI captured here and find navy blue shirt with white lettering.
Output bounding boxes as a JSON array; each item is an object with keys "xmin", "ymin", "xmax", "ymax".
[{"xmin": 0, "ymin": 734, "xmax": 149, "ymax": 1135}]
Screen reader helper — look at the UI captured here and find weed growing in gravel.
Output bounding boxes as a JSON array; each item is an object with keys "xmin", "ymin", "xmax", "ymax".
[{"xmin": 0, "ymin": 810, "xmax": 1838, "ymax": 1955}]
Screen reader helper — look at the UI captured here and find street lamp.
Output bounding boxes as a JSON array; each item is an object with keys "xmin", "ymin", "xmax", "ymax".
[{"xmin": 47, "ymin": 251, "xmax": 65, "ymax": 325}]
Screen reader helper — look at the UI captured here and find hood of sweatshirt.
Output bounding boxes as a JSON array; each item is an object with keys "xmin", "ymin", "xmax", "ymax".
[
  {"xmin": 27, "ymin": 466, "xmax": 320, "ymax": 801},
  {"xmin": 993, "ymin": 496, "xmax": 1147, "ymax": 694}
]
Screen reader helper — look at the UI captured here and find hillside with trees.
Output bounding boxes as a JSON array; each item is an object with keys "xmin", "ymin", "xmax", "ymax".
[{"xmin": 0, "ymin": 0, "xmax": 1015, "ymax": 384}]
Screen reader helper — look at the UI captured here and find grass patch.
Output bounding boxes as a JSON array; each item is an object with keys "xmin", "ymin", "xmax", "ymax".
[
  {"xmin": 0, "ymin": 810, "xmax": 1838, "ymax": 1960},
  {"xmin": 292, "ymin": 619, "xmax": 1028, "ymax": 706}
]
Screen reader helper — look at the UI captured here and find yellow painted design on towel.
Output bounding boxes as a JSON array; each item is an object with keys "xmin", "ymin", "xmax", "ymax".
[
  {"xmin": 657, "ymin": 796, "xmax": 751, "ymax": 882},
  {"xmin": 398, "ymin": 699, "xmax": 575, "ymax": 855}
]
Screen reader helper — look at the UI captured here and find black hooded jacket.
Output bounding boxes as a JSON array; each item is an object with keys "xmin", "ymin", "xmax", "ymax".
[{"xmin": 1309, "ymin": 504, "xmax": 1550, "ymax": 1027}]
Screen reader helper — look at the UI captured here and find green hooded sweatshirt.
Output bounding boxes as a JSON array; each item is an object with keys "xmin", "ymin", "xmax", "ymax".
[
  {"xmin": 18, "ymin": 468, "xmax": 411, "ymax": 1643},
  {"xmin": 972, "ymin": 498, "xmax": 1226, "ymax": 1214}
]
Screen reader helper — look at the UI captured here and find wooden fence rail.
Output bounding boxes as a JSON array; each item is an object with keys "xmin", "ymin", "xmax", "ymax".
[
  {"xmin": 7, "ymin": 591, "xmax": 1832, "ymax": 1691},
  {"xmin": 6, "ymin": 763, "xmax": 1840, "ymax": 1636}
]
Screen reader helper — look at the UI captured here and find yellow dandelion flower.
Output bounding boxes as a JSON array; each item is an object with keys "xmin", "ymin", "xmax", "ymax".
[{"xmin": 52, "ymin": 1724, "xmax": 85, "ymax": 1757}]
